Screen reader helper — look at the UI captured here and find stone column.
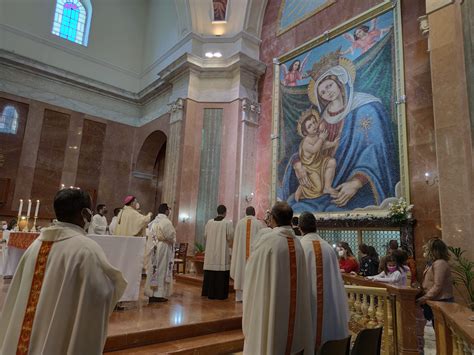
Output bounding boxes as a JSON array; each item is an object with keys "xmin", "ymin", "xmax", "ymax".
[
  {"xmin": 236, "ymin": 98, "xmax": 261, "ymax": 220},
  {"xmin": 162, "ymin": 98, "xmax": 184, "ymax": 224},
  {"xmin": 426, "ymin": 0, "xmax": 474, "ymax": 259}
]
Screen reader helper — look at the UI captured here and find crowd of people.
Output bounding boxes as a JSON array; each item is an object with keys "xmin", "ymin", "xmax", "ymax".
[{"xmin": 0, "ymin": 189, "xmax": 455, "ymax": 354}]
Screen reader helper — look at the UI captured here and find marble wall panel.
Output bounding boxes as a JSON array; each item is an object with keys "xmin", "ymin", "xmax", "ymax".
[
  {"xmin": 30, "ymin": 109, "xmax": 70, "ymax": 218},
  {"xmin": 0, "ymin": 97, "xmax": 29, "ymax": 215},
  {"xmin": 75, "ymin": 119, "xmax": 107, "ymax": 209},
  {"xmin": 428, "ymin": 3, "xmax": 474, "ymax": 261},
  {"xmin": 97, "ymin": 120, "xmax": 135, "ymax": 218}
]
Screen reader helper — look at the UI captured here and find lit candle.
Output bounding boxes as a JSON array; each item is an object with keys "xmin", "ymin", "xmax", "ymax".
[
  {"xmin": 34, "ymin": 200, "xmax": 40, "ymax": 218},
  {"xmin": 18, "ymin": 199, "xmax": 23, "ymax": 216},
  {"xmin": 26, "ymin": 199, "xmax": 32, "ymax": 218}
]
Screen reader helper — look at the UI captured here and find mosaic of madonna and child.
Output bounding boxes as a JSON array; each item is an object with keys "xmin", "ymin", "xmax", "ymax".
[{"xmin": 277, "ymin": 11, "xmax": 401, "ymax": 213}]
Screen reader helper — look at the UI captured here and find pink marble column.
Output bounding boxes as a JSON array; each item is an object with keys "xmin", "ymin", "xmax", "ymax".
[
  {"xmin": 427, "ymin": 0, "xmax": 474, "ymax": 259},
  {"xmin": 13, "ymin": 101, "xmax": 45, "ymax": 204}
]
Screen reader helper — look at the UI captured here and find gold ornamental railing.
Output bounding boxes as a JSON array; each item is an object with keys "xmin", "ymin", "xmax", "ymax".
[
  {"xmin": 345, "ymin": 285, "xmax": 396, "ymax": 354},
  {"xmin": 428, "ymin": 301, "xmax": 474, "ymax": 355},
  {"xmin": 343, "ymin": 274, "xmax": 419, "ymax": 355}
]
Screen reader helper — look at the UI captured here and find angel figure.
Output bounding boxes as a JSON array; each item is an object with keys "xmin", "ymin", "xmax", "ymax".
[
  {"xmin": 342, "ymin": 18, "xmax": 391, "ymax": 55},
  {"xmin": 281, "ymin": 53, "xmax": 310, "ymax": 87}
]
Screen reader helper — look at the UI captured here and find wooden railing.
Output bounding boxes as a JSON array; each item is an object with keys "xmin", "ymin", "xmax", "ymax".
[
  {"xmin": 428, "ymin": 301, "xmax": 474, "ymax": 355},
  {"xmin": 343, "ymin": 274, "xmax": 420, "ymax": 355}
]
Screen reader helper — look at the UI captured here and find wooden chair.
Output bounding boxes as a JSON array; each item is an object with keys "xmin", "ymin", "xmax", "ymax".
[
  {"xmin": 351, "ymin": 327, "xmax": 383, "ymax": 355},
  {"xmin": 318, "ymin": 335, "xmax": 351, "ymax": 355},
  {"xmin": 173, "ymin": 243, "xmax": 188, "ymax": 274}
]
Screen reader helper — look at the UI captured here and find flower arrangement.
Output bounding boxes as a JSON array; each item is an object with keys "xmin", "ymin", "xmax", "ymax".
[{"xmin": 388, "ymin": 197, "xmax": 413, "ymax": 222}]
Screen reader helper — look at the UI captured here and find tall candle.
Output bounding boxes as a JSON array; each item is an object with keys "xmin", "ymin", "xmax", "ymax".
[
  {"xmin": 34, "ymin": 200, "xmax": 40, "ymax": 218},
  {"xmin": 26, "ymin": 199, "xmax": 32, "ymax": 218},
  {"xmin": 18, "ymin": 199, "xmax": 23, "ymax": 216}
]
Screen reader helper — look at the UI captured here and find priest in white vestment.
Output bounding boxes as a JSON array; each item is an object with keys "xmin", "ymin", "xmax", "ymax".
[
  {"xmin": 299, "ymin": 212, "xmax": 350, "ymax": 351},
  {"xmin": 144, "ymin": 203, "xmax": 176, "ymax": 302},
  {"xmin": 88, "ymin": 203, "xmax": 108, "ymax": 235},
  {"xmin": 108, "ymin": 207, "xmax": 121, "ymax": 235},
  {"xmin": 230, "ymin": 206, "xmax": 263, "ymax": 302},
  {"xmin": 243, "ymin": 202, "xmax": 313, "ymax": 355},
  {"xmin": 115, "ymin": 195, "xmax": 152, "ymax": 236},
  {"xmin": 202, "ymin": 204, "xmax": 234, "ymax": 300},
  {"xmin": 0, "ymin": 188, "xmax": 127, "ymax": 355}
]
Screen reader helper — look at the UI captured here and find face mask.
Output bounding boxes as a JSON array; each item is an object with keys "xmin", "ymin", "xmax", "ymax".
[
  {"xmin": 135, "ymin": 202, "xmax": 140, "ymax": 210},
  {"xmin": 338, "ymin": 250, "xmax": 345, "ymax": 257},
  {"xmin": 2, "ymin": 224, "xmax": 6, "ymax": 231},
  {"xmin": 387, "ymin": 266, "xmax": 397, "ymax": 273}
]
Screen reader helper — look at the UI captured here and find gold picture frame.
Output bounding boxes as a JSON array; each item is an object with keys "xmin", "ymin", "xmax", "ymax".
[{"xmin": 271, "ymin": 0, "xmax": 409, "ymax": 218}]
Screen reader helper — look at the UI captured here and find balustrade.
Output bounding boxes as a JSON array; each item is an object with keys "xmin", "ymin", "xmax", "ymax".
[
  {"xmin": 427, "ymin": 301, "xmax": 474, "ymax": 355},
  {"xmin": 343, "ymin": 274, "xmax": 419, "ymax": 355}
]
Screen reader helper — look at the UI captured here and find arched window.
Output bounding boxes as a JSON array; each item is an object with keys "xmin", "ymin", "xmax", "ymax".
[
  {"xmin": 52, "ymin": 0, "xmax": 91, "ymax": 46},
  {"xmin": 0, "ymin": 106, "xmax": 19, "ymax": 135}
]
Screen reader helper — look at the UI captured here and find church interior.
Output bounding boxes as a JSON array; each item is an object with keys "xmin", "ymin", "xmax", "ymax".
[{"xmin": 0, "ymin": 0, "xmax": 473, "ymax": 354}]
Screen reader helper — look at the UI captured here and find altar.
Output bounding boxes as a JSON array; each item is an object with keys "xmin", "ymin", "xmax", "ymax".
[
  {"xmin": 2, "ymin": 231, "xmax": 39, "ymax": 277},
  {"xmin": 87, "ymin": 234, "xmax": 146, "ymax": 302}
]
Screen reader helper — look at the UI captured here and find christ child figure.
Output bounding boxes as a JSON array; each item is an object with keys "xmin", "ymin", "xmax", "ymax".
[{"xmin": 294, "ymin": 111, "xmax": 338, "ymax": 202}]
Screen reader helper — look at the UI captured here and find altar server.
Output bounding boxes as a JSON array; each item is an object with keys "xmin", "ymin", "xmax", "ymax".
[
  {"xmin": 115, "ymin": 195, "xmax": 152, "ymax": 236},
  {"xmin": 230, "ymin": 206, "xmax": 263, "ymax": 302},
  {"xmin": 299, "ymin": 211, "xmax": 350, "ymax": 351},
  {"xmin": 145, "ymin": 203, "xmax": 176, "ymax": 303},
  {"xmin": 243, "ymin": 202, "xmax": 313, "ymax": 355},
  {"xmin": 202, "ymin": 205, "xmax": 234, "ymax": 300},
  {"xmin": 0, "ymin": 188, "xmax": 126, "ymax": 355},
  {"xmin": 88, "ymin": 204, "xmax": 108, "ymax": 235},
  {"xmin": 108, "ymin": 207, "xmax": 121, "ymax": 235}
]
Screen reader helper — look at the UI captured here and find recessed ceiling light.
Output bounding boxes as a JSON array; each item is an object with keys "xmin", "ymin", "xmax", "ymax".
[
  {"xmin": 205, "ymin": 52, "xmax": 214, "ymax": 58},
  {"xmin": 213, "ymin": 52, "xmax": 222, "ymax": 58}
]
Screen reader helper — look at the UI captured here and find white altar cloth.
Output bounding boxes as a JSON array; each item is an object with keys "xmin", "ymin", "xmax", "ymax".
[{"xmin": 87, "ymin": 234, "xmax": 146, "ymax": 302}]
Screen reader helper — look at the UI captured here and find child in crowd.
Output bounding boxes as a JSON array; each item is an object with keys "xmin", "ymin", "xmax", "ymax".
[{"xmin": 367, "ymin": 254, "xmax": 408, "ymax": 286}]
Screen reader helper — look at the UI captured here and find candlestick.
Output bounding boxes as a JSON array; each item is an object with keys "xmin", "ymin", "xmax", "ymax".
[
  {"xmin": 26, "ymin": 199, "xmax": 32, "ymax": 219},
  {"xmin": 31, "ymin": 216, "xmax": 38, "ymax": 232},
  {"xmin": 15, "ymin": 199, "xmax": 23, "ymax": 231},
  {"xmin": 22, "ymin": 216, "xmax": 29, "ymax": 233},
  {"xmin": 34, "ymin": 200, "xmax": 40, "ymax": 218}
]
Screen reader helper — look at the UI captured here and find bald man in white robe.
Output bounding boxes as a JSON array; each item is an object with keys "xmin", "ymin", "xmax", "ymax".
[
  {"xmin": 299, "ymin": 211, "xmax": 349, "ymax": 351},
  {"xmin": 230, "ymin": 206, "xmax": 263, "ymax": 302},
  {"xmin": 243, "ymin": 202, "xmax": 313, "ymax": 355}
]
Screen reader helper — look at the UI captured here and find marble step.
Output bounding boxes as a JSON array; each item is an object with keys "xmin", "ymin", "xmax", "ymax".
[
  {"xmin": 105, "ymin": 316, "xmax": 242, "ymax": 352},
  {"xmin": 175, "ymin": 273, "xmax": 235, "ymax": 292},
  {"xmin": 105, "ymin": 329, "xmax": 244, "ymax": 354}
]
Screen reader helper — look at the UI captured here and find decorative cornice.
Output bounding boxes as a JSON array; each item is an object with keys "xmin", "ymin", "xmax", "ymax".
[
  {"xmin": 141, "ymin": 30, "xmax": 262, "ymax": 79},
  {"xmin": 0, "ymin": 49, "xmax": 266, "ymax": 106},
  {"xmin": 418, "ymin": 15, "xmax": 430, "ymax": 38},
  {"xmin": 0, "ymin": 23, "xmax": 141, "ymax": 78},
  {"xmin": 242, "ymin": 98, "xmax": 261, "ymax": 126}
]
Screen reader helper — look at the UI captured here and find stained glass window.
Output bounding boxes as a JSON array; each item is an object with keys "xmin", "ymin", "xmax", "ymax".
[
  {"xmin": 0, "ymin": 106, "xmax": 19, "ymax": 135},
  {"xmin": 52, "ymin": 0, "xmax": 89, "ymax": 45}
]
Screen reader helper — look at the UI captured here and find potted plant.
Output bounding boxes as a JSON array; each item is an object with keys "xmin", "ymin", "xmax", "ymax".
[
  {"xmin": 194, "ymin": 242, "xmax": 205, "ymax": 261},
  {"xmin": 193, "ymin": 242, "xmax": 205, "ymax": 274},
  {"xmin": 448, "ymin": 246, "xmax": 474, "ymax": 310}
]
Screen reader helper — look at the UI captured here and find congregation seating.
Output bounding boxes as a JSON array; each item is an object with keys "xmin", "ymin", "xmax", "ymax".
[{"xmin": 318, "ymin": 336, "xmax": 351, "ymax": 355}]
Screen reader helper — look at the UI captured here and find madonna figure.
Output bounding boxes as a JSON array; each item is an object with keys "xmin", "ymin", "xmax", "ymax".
[{"xmin": 280, "ymin": 52, "xmax": 399, "ymax": 212}]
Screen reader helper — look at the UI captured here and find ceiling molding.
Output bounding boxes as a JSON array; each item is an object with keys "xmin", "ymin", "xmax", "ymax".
[
  {"xmin": 1, "ymin": 48, "xmax": 266, "ymax": 107},
  {"xmin": 0, "ymin": 23, "xmax": 141, "ymax": 78}
]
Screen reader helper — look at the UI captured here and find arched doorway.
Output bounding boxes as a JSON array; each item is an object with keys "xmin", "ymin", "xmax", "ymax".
[{"xmin": 133, "ymin": 130, "xmax": 167, "ymax": 213}]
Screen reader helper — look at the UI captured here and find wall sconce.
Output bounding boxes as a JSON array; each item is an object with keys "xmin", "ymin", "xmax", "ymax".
[
  {"xmin": 180, "ymin": 213, "xmax": 190, "ymax": 223},
  {"xmin": 424, "ymin": 172, "xmax": 439, "ymax": 186},
  {"xmin": 245, "ymin": 192, "xmax": 254, "ymax": 203}
]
